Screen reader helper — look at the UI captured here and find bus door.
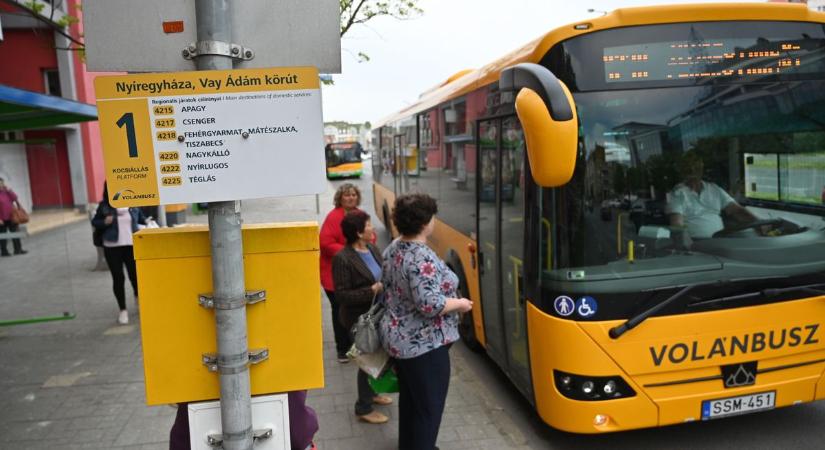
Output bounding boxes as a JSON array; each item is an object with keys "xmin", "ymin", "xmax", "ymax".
[
  {"xmin": 393, "ymin": 134, "xmax": 410, "ymax": 194},
  {"xmin": 476, "ymin": 116, "xmax": 532, "ymax": 394}
]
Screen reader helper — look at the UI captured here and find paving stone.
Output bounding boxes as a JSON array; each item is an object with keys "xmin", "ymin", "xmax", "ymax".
[
  {"xmin": 43, "ymin": 372, "xmax": 94, "ymax": 388},
  {"xmin": 315, "ymin": 411, "xmax": 353, "ymax": 440},
  {"xmin": 454, "ymin": 423, "xmax": 489, "ymax": 441},
  {"xmin": 112, "ymin": 414, "xmax": 173, "ymax": 447}
]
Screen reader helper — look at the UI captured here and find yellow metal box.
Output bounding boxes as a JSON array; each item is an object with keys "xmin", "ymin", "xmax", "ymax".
[{"xmin": 133, "ymin": 222, "xmax": 324, "ymax": 405}]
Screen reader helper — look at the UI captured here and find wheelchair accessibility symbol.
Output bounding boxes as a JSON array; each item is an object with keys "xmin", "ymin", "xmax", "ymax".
[
  {"xmin": 576, "ymin": 296, "xmax": 598, "ymax": 318},
  {"xmin": 553, "ymin": 295, "xmax": 575, "ymax": 317}
]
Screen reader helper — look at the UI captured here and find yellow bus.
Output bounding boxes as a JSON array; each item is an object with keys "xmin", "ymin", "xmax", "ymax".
[
  {"xmin": 371, "ymin": 3, "xmax": 825, "ymax": 433},
  {"xmin": 325, "ymin": 141, "xmax": 364, "ymax": 179}
]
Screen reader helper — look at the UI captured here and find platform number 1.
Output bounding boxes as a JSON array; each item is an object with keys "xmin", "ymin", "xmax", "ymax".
[{"xmin": 116, "ymin": 113, "xmax": 138, "ymax": 158}]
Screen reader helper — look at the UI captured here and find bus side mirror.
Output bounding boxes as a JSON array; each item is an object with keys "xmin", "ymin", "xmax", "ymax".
[{"xmin": 499, "ymin": 63, "xmax": 578, "ymax": 187}]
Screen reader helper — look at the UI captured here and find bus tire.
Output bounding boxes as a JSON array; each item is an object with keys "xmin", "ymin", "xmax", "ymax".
[
  {"xmin": 446, "ymin": 250, "xmax": 482, "ymax": 352},
  {"xmin": 382, "ymin": 201, "xmax": 393, "ymax": 241}
]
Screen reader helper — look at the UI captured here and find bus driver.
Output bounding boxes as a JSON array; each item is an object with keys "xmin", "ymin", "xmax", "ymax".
[{"xmin": 667, "ymin": 152, "xmax": 760, "ymax": 239}]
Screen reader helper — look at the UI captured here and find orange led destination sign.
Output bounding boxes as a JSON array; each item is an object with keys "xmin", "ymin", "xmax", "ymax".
[{"xmin": 604, "ymin": 37, "xmax": 813, "ymax": 83}]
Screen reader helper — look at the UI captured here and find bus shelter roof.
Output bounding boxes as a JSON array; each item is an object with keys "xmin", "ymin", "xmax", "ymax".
[{"xmin": 0, "ymin": 84, "xmax": 97, "ymax": 131}]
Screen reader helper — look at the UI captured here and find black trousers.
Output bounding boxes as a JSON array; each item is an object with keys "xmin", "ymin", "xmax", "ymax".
[
  {"xmin": 0, "ymin": 222, "xmax": 23, "ymax": 254},
  {"xmin": 103, "ymin": 245, "xmax": 138, "ymax": 311},
  {"xmin": 324, "ymin": 289, "xmax": 352, "ymax": 356},
  {"xmin": 355, "ymin": 369, "xmax": 378, "ymax": 415},
  {"xmin": 395, "ymin": 344, "xmax": 451, "ymax": 450}
]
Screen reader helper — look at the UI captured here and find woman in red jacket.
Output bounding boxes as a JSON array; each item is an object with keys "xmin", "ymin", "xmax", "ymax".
[{"xmin": 320, "ymin": 183, "xmax": 363, "ymax": 362}]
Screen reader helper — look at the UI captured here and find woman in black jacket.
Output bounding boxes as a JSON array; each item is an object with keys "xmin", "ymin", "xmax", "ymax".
[
  {"xmin": 332, "ymin": 210, "xmax": 392, "ymax": 424},
  {"xmin": 91, "ymin": 183, "xmax": 146, "ymax": 324}
]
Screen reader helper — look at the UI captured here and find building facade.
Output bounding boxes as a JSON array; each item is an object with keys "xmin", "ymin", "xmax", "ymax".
[
  {"xmin": 0, "ymin": 0, "xmax": 104, "ymax": 211},
  {"xmin": 323, "ymin": 121, "xmax": 372, "ymax": 149}
]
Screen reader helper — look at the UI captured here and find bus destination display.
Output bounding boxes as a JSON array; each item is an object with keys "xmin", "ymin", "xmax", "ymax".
[{"xmin": 604, "ymin": 37, "xmax": 814, "ymax": 83}]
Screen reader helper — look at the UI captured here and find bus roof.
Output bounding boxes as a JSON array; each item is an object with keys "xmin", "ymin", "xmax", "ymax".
[{"xmin": 373, "ymin": 2, "xmax": 824, "ymax": 129}]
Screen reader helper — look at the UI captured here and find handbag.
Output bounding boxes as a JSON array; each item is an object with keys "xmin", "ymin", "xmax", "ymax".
[
  {"xmin": 10, "ymin": 207, "xmax": 29, "ymax": 224},
  {"xmin": 92, "ymin": 227, "xmax": 104, "ymax": 247},
  {"xmin": 347, "ymin": 344, "xmax": 390, "ymax": 378},
  {"xmin": 350, "ymin": 294, "xmax": 384, "ymax": 354},
  {"xmin": 368, "ymin": 367, "xmax": 399, "ymax": 394}
]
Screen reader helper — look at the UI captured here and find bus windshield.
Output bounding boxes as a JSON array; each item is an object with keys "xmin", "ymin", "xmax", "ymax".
[
  {"xmin": 545, "ymin": 80, "xmax": 825, "ymax": 291},
  {"xmin": 325, "ymin": 142, "xmax": 363, "ymax": 167},
  {"xmin": 542, "ymin": 21, "xmax": 825, "ymax": 295}
]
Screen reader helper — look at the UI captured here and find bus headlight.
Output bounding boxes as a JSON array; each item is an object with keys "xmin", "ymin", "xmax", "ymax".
[
  {"xmin": 603, "ymin": 380, "xmax": 617, "ymax": 395},
  {"xmin": 554, "ymin": 370, "xmax": 636, "ymax": 401}
]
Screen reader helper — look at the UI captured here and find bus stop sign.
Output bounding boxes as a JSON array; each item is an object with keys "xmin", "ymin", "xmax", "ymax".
[{"xmin": 94, "ymin": 67, "xmax": 326, "ymax": 207}]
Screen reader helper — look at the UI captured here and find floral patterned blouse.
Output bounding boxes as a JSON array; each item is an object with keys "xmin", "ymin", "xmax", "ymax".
[{"xmin": 378, "ymin": 239, "xmax": 460, "ymax": 359}]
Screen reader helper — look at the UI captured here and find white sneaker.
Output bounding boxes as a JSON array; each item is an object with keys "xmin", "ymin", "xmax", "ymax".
[{"xmin": 118, "ymin": 310, "xmax": 129, "ymax": 325}]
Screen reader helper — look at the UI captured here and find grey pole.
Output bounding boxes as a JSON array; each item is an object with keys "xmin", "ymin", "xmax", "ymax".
[
  {"xmin": 156, "ymin": 205, "xmax": 167, "ymax": 227},
  {"xmin": 194, "ymin": 1, "xmax": 254, "ymax": 449}
]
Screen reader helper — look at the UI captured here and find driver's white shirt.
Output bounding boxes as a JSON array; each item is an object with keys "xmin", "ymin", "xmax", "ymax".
[{"xmin": 666, "ymin": 181, "xmax": 735, "ymax": 238}]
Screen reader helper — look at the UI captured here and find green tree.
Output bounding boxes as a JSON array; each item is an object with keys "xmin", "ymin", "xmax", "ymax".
[
  {"xmin": 339, "ymin": 0, "xmax": 423, "ymax": 62},
  {"xmin": 6, "ymin": 0, "xmax": 84, "ymax": 52}
]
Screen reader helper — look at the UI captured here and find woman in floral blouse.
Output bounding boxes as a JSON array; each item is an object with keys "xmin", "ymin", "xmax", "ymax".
[{"xmin": 379, "ymin": 193, "xmax": 473, "ymax": 450}]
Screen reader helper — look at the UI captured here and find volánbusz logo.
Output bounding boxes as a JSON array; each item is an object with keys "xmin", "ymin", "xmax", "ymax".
[
  {"xmin": 649, "ymin": 324, "xmax": 820, "ymax": 367},
  {"xmin": 113, "ymin": 189, "xmax": 156, "ymax": 201}
]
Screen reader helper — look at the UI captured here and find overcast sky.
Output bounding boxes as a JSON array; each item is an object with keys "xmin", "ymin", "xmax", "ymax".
[{"xmin": 321, "ymin": 0, "xmax": 758, "ymax": 124}]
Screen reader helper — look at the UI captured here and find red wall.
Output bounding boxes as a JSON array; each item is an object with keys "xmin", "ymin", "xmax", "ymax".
[
  {"xmin": 24, "ymin": 130, "xmax": 74, "ymax": 207},
  {"xmin": 0, "ymin": 29, "xmax": 57, "ymax": 92}
]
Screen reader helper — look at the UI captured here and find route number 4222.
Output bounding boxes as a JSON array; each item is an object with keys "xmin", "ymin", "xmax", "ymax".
[{"xmin": 116, "ymin": 113, "xmax": 139, "ymax": 158}]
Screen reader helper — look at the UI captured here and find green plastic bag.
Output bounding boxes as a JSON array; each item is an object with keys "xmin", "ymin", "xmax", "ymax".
[{"xmin": 368, "ymin": 368, "xmax": 399, "ymax": 394}]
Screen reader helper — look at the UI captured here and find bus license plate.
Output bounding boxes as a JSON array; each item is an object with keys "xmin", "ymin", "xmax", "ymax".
[{"xmin": 701, "ymin": 391, "xmax": 775, "ymax": 420}]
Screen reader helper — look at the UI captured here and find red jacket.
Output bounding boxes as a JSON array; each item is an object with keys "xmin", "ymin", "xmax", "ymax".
[{"xmin": 319, "ymin": 207, "xmax": 349, "ymax": 291}]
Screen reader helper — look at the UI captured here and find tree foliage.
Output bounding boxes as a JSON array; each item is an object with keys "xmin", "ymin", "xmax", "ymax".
[
  {"xmin": 11, "ymin": 0, "xmax": 84, "ymax": 51},
  {"xmin": 339, "ymin": 0, "xmax": 423, "ymax": 37}
]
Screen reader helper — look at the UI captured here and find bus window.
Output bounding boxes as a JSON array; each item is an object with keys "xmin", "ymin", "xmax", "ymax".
[{"xmin": 540, "ymin": 79, "xmax": 825, "ymax": 292}]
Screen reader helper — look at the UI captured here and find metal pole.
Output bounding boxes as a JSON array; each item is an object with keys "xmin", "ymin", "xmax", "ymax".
[
  {"xmin": 156, "ymin": 205, "xmax": 167, "ymax": 227},
  {"xmin": 195, "ymin": 1, "xmax": 254, "ymax": 449}
]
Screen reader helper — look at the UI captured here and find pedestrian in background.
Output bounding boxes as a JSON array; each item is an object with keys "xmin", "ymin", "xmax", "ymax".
[
  {"xmin": 332, "ymin": 210, "xmax": 393, "ymax": 424},
  {"xmin": 320, "ymin": 183, "xmax": 365, "ymax": 363},
  {"xmin": 0, "ymin": 177, "xmax": 28, "ymax": 256},
  {"xmin": 92, "ymin": 183, "xmax": 146, "ymax": 324},
  {"xmin": 379, "ymin": 193, "xmax": 473, "ymax": 450}
]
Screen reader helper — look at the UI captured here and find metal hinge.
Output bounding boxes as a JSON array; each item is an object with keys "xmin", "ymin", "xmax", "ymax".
[
  {"xmin": 198, "ymin": 290, "xmax": 266, "ymax": 310},
  {"xmin": 182, "ymin": 40, "xmax": 255, "ymax": 60},
  {"xmin": 206, "ymin": 428, "xmax": 273, "ymax": 447}
]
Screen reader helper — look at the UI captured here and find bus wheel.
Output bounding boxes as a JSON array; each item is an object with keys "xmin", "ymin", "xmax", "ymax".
[
  {"xmin": 382, "ymin": 201, "xmax": 393, "ymax": 241},
  {"xmin": 447, "ymin": 251, "xmax": 482, "ymax": 352},
  {"xmin": 459, "ymin": 305, "xmax": 482, "ymax": 352}
]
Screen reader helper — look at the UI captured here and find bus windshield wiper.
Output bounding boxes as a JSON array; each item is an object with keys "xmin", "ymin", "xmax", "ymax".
[
  {"xmin": 687, "ymin": 283, "xmax": 825, "ymax": 309},
  {"xmin": 609, "ymin": 280, "xmax": 728, "ymax": 340}
]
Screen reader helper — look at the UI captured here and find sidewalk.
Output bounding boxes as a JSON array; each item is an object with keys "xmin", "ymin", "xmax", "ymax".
[
  {"xmin": 25, "ymin": 208, "xmax": 89, "ymax": 235},
  {"xmin": 0, "ymin": 179, "xmax": 533, "ymax": 450}
]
